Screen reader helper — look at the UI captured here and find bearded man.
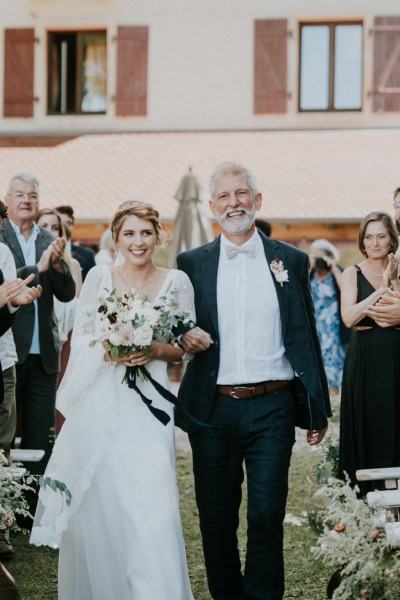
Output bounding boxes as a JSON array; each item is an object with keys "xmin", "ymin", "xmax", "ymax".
[{"xmin": 176, "ymin": 162, "xmax": 330, "ymax": 600}]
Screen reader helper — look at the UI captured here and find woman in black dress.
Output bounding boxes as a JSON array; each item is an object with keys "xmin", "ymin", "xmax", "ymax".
[{"xmin": 339, "ymin": 211, "xmax": 400, "ymax": 495}]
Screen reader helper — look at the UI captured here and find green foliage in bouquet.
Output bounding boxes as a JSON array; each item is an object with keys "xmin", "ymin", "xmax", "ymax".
[{"xmin": 312, "ymin": 476, "xmax": 400, "ymax": 600}]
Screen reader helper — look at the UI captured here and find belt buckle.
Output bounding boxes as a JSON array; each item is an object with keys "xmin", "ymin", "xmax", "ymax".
[{"xmin": 230, "ymin": 386, "xmax": 251, "ymax": 399}]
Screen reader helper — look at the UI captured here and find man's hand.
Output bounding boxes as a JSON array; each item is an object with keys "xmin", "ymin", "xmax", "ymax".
[
  {"xmin": 37, "ymin": 245, "xmax": 53, "ymax": 273},
  {"xmin": 0, "ymin": 274, "xmax": 42, "ymax": 308},
  {"xmin": 307, "ymin": 427, "xmax": 327, "ymax": 446},
  {"xmin": 365, "ymin": 289, "xmax": 400, "ymax": 327},
  {"xmin": 50, "ymin": 237, "xmax": 67, "ymax": 271},
  {"xmin": 180, "ymin": 327, "xmax": 213, "ymax": 353}
]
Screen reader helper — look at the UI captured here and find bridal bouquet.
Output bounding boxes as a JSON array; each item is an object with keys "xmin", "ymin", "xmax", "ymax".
[
  {"xmin": 93, "ymin": 286, "xmax": 190, "ymax": 361},
  {"xmin": 91, "ymin": 286, "xmax": 192, "ymax": 426}
]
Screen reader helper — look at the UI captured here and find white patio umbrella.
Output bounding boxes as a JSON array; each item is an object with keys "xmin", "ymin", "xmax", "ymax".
[{"xmin": 168, "ymin": 167, "xmax": 214, "ymax": 267}]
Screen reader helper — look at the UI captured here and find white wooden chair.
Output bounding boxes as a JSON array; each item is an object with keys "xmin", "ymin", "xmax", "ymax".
[{"xmin": 356, "ymin": 467, "xmax": 400, "ymax": 544}]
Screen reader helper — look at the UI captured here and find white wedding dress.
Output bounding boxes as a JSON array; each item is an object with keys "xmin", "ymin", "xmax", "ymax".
[{"xmin": 30, "ymin": 265, "xmax": 195, "ymax": 600}]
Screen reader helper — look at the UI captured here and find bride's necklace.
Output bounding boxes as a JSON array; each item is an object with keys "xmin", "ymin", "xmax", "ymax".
[
  {"xmin": 118, "ymin": 265, "xmax": 155, "ymax": 290},
  {"xmin": 366, "ymin": 262, "xmax": 386, "ymax": 277}
]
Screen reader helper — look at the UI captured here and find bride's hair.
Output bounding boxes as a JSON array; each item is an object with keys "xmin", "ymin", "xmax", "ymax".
[{"xmin": 111, "ymin": 200, "xmax": 167, "ymax": 246}]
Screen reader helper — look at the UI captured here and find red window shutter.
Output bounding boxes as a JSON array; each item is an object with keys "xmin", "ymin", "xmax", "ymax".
[
  {"xmin": 4, "ymin": 28, "xmax": 35, "ymax": 118},
  {"xmin": 373, "ymin": 16, "xmax": 400, "ymax": 112},
  {"xmin": 254, "ymin": 19, "xmax": 288, "ymax": 114},
  {"xmin": 116, "ymin": 26, "xmax": 148, "ymax": 116}
]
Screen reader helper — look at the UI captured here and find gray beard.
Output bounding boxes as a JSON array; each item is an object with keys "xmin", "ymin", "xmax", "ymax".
[{"xmin": 217, "ymin": 207, "xmax": 256, "ymax": 236}]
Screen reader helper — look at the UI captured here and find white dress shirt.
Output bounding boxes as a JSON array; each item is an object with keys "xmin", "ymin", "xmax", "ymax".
[{"xmin": 216, "ymin": 231, "xmax": 294, "ymax": 385}]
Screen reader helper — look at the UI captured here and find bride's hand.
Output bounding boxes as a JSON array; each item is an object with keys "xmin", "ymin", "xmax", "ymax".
[{"xmin": 104, "ymin": 350, "xmax": 152, "ymax": 367}]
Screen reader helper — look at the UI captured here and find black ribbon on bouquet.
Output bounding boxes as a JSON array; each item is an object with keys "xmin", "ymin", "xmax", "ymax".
[{"xmin": 125, "ymin": 365, "xmax": 210, "ymax": 428}]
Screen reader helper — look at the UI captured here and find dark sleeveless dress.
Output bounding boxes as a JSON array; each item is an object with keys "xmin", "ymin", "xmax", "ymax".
[{"xmin": 339, "ymin": 266, "xmax": 400, "ymax": 495}]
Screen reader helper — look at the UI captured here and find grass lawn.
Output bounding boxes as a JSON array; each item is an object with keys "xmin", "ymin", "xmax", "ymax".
[{"xmin": 6, "ymin": 442, "xmax": 400, "ymax": 599}]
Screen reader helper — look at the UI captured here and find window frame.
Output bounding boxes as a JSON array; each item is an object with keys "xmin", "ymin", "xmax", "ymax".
[
  {"xmin": 298, "ymin": 21, "xmax": 363, "ymax": 113},
  {"xmin": 47, "ymin": 29, "xmax": 107, "ymax": 116}
]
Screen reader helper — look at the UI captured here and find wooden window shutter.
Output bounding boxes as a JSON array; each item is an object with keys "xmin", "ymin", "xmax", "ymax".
[
  {"xmin": 4, "ymin": 28, "xmax": 35, "ymax": 118},
  {"xmin": 116, "ymin": 26, "xmax": 148, "ymax": 116},
  {"xmin": 373, "ymin": 16, "xmax": 400, "ymax": 112},
  {"xmin": 254, "ymin": 19, "xmax": 288, "ymax": 114}
]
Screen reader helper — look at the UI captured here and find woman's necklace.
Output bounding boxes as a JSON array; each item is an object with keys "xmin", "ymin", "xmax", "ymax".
[
  {"xmin": 366, "ymin": 262, "xmax": 386, "ymax": 277},
  {"xmin": 118, "ymin": 265, "xmax": 155, "ymax": 290}
]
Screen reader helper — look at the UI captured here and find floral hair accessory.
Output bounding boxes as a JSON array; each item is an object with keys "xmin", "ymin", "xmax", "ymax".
[{"xmin": 270, "ymin": 258, "xmax": 289, "ymax": 287}]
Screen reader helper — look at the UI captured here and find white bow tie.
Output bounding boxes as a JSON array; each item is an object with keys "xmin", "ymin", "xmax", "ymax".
[{"xmin": 225, "ymin": 243, "xmax": 256, "ymax": 259}]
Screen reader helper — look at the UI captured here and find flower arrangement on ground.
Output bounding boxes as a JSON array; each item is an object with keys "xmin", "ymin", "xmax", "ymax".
[
  {"xmin": 0, "ymin": 450, "xmax": 72, "ymax": 533},
  {"xmin": 312, "ymin": 476, "xmax": 400, "ymax": 600},
  {"xmin": 0, "ymin": 452, "xmax": 32, "ymax": 531}
]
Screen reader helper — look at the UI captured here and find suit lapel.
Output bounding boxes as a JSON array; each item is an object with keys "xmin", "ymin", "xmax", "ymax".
[
  {"xmin": 260, "ymin": 235, "xmax": 290, "ymax": 339},
  {"xmin": 2, "ymin": 220, "xmax": 25, "ymax": 266},
  {"xmin": 35, "ymin": 228, "xmax": 49, "ymax": 262},
  {"xmin": 201, "ymin": 236, "xmax": 220, "ymax": 336}
]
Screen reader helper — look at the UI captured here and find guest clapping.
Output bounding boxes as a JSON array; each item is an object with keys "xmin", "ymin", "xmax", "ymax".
[{"xmin": 339, "ymin": 212, "xmax": 400, "ymax": 495}]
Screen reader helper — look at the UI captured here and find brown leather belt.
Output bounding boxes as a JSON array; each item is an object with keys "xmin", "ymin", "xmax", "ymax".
[{"xmin": 216, "ymin": 380, "xmax": 290, "ymax": 399}]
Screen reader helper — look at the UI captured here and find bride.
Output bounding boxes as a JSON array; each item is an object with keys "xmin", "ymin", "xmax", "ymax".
[{"xmin": 30, "ymin": 201, "xmax": 195, "ymax": 600}]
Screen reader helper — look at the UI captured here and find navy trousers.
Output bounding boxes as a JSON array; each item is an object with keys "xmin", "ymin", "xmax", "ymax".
[
  {"xmin": 189, "ymin": 385, "xmax": 295, "ymax": 600},
  {"xmin": 16, "ymin": 355, "xmax": 57, "ymax": 474}
]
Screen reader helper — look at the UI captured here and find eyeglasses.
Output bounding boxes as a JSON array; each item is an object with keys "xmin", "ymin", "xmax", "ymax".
[{"xmin": 9, "ymin": 192, "xmax": 39, "ymax": 202}]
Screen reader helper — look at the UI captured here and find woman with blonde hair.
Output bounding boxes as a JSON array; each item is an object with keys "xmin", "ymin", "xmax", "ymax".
[
  {"xmin": 31, "ymin": 201, "xmax": 195, "ymax": 600},
  {"xmin": 339, "ymin": 211, "xmax": 400, "ymax": 495}
]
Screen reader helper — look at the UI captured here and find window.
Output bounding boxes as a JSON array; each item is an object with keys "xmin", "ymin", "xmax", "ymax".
[
  {"xmin": 299, "ymin": 23, "xmax": 363, "ymax": 111},
  {"xmin": 48, "ymin": 30, "xmax": 107, "ymax": 115}
]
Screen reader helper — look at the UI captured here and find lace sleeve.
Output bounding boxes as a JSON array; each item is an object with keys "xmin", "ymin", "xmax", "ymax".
[
  {"xmin": 57, "ymin": 266, "xmax": 110, "ymax": 418},
  {"xmin": 72, "ymin": 266, "xmax": 108, "ymax": 340},
  {"xmin": 171, "ymin": 269, "xmax": 196, "ymax": 324}
]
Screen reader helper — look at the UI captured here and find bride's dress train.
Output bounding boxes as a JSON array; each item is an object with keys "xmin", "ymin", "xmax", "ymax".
[{"xmin": 30, "ymin": 266, "xmax": 195, "ymax": 600}]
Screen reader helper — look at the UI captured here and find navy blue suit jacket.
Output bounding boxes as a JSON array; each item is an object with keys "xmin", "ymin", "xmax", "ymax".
[{"xmin": 176, "ymin": 233, "xmax": 331, "ymax": 432}]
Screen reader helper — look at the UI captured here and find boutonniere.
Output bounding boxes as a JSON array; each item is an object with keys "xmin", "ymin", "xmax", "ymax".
[{"xmin": 270, "ymin": 258, "xmax": 289, "ymax": 287}]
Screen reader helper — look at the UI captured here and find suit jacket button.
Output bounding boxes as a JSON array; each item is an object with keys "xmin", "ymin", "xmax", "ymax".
[
  {"xmin": 214, "ymin": 341, "xmax": 219, "ymax": 348},
  {"xmin": 210, "ymin": 371, "xmax": 216, "ymax": 377}
]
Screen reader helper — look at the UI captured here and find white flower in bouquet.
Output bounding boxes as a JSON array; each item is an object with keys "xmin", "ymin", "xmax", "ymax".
[
  {"xmin": 97, "ymin": 322, "xmax": 112, "ymax": 342},
  {"xmin": 108, "ymin": 330, "xmax": 123, "ymax": 347},
  {"xmin": 133, "ymin": 324, "xmax": 153, "ymax": 347}
]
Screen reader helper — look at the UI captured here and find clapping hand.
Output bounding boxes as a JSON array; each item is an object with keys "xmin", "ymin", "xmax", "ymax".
[
  {"xmin": 365, "ymin": 288, "xmax": 400, "ymax": 327},
  {"xmin": 37, "ymin": 238, "xmax": 66, "ymax": 273},
  {"xmin": 50, "ymin": 237, "xmax": 67, "ymax": 271},
  {"xmin": 0, "ymin": 273, "xmax": 42, "ymax": 308},
  {"xmin": 382, "ymin": 253, "xmax": 399, "ymax": 290}
]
